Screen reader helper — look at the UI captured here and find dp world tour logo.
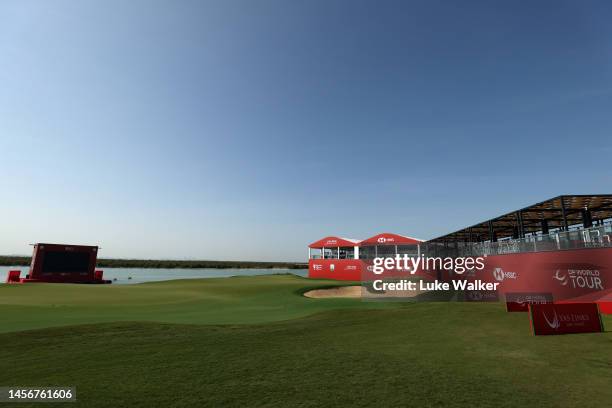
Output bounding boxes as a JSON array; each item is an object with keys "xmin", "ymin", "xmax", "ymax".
[
  {"xmin": 543, "ymin": 309, "xmax": 560, "ymax": 330},
  {"xmin": 553, "ymin": 269, "xmax": 603, "ymax": 290},
  {"xmin": 553, "ymin": 270, "xmax": 568, "ymax": 286}
]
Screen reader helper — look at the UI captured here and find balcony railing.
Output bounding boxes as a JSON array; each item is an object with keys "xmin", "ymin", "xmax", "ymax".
[{"xmin": 460, "ymin": 223, "xmax": 612, "ymax": 257}]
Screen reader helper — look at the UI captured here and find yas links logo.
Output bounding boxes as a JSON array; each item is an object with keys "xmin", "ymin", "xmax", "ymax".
[
  {"xmin": 553, "ymin": 269, "xmax": 604, "ymax": 290},
  {"xmin": 543, "ymin": 309, "xmax": 560, "ymax": 330}
]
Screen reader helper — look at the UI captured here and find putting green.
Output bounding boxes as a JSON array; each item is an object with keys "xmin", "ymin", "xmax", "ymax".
[{"xmin": 0, "ymin": 275, "xmax": 390, "ymax": 333}]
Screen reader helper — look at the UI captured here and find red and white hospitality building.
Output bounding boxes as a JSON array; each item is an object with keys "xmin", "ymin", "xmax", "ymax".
[
  {"xmin": 308, "ymin": 233, "xmax": 423, "ymax": 281},
  {"xmin": 308, "ymin": 195, "xmax": 612, "ymax": 313}
]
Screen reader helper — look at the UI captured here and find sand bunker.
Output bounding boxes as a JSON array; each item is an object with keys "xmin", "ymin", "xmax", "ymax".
[
  {"xmin": 304, "ymin": 285, "xmax": 426, "ymax": 299},
  {"xmin": 303, "ymin": 286, "xmax": 362, "ymax": 298}
]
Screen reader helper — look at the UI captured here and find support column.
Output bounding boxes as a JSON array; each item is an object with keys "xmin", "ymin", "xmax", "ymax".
[
  {"xmin": 516, "ymin": 211, "xmax": 525, "ymax": 238},
  {"xmin": 354, "ymin": 246, "xmax": 359, "ymax": 260},
  {"xmin": 337, "ymin": 246, "xmax": 340, "ymax": 259},
  {"xmin": 560, "ymin": 196, "xmax": 569, "ymax": 231},
  {"xmin": 582, "ymin": 208, "xmax": 593, "ymax": 228},
  {"xmin": 541, "ymin": 219, "xmax": 549, "ymax": 235},
  {"xmin": 512, "ymin": 226, "xmax": 519, "ymax": 239}
]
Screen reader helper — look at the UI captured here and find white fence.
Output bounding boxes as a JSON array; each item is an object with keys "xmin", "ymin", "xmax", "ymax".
[{"xmin": 465, "ymin": 224, "xmax": 612, "ymax": 256}]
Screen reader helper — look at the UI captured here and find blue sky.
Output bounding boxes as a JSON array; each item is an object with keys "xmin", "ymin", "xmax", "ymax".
[{"xmin": 1, "ymin": 0, "xmax": 611, "ymax": 261}]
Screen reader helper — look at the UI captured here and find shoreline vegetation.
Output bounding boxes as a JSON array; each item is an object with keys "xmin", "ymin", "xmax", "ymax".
[{"xmin": 0, "ymin": 256, "xmax": 307, "ymax": 269}]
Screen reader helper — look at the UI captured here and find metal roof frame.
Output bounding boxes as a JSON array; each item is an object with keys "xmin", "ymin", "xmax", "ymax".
[{"xmin": 428, "ymin": 194, "xmax": 612, "ymax": 243}]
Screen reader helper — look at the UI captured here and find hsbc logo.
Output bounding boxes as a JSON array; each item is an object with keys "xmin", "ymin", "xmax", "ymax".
[
  {"xmin": 377, "ymin": 237, "xmax": 387, "ymax": 243},
  {"xmin": 553, "ymin": 269, "xmax": 603, "ymax": 290},
  {"xmin": 493, "ymin": 268, "xmax": 517, "ymax": 282}
]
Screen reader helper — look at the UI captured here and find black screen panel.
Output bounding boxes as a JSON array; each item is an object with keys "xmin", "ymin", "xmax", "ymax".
[{"xmin": 41, "ymin": 251, "xmax": 91, "ymax": 274}]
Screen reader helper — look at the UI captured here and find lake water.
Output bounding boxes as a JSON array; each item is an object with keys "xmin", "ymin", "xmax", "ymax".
[{"xmin": 0, "ymin": 266, "xmax": 308, "ymax": 284}]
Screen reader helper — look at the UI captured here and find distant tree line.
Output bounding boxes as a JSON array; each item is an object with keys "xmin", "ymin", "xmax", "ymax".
[{"xmin": 0, "ymin": 256, "xmax": 307, "ymax": 269}]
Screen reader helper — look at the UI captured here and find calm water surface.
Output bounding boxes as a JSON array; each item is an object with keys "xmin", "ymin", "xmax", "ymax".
[{"xmin": 0, "ymin": 266, "xmax": 307, "ymax": 284}]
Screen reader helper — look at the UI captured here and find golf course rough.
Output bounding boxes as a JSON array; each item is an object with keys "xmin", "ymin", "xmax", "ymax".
[{"xmin": 1, "ymin": 275, "xmax": 611, "ymax": 408}]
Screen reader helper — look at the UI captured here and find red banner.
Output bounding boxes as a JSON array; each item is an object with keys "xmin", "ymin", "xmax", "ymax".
[
  {"xmin": 308, "ymin": 259, "xmax": 364, "ymax": 280},
  {"xmin": 505, "ymin": 292, "xmax": 553, "ymax": 312},
  {"xmin": 529, "ymin": 303, "xmax": 604, "ymax": 335}
]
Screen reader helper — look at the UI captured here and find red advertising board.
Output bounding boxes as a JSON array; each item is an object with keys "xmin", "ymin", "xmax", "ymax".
[
  {"xmin": 600, "ymin": 302, "xmax": 612, "ymax": 314},
  {"xmin": 529, "ymin": 303, "xmax": 604, "ymax": 335},
  {"xmin": 467, "ymin": 247, "xmax": 612, "ymax": 303},
  {"xmin": 505, "ymin": 292, "xmax": 553, "ymax": 312},
  {"xmin": 308, "ymin": 259, "xmax": 364, "ymax": 281},
  {"xmin": 308, "ymin": 258, "xmax": 437, "ymax": 281}
]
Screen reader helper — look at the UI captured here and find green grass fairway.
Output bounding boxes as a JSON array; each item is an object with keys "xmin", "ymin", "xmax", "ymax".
[
  {"xmin": 1, "ymin": 275, "xmax": 611, "ymax": 408},
  {"xmin": 0, "ymin": 275, "xmax": 379, "ymax": 333}
]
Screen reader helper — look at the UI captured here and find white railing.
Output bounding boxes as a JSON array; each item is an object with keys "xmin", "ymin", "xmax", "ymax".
[{"xmin": 463, "ymin": 224, "xmax": 612, "ymax": 256}]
